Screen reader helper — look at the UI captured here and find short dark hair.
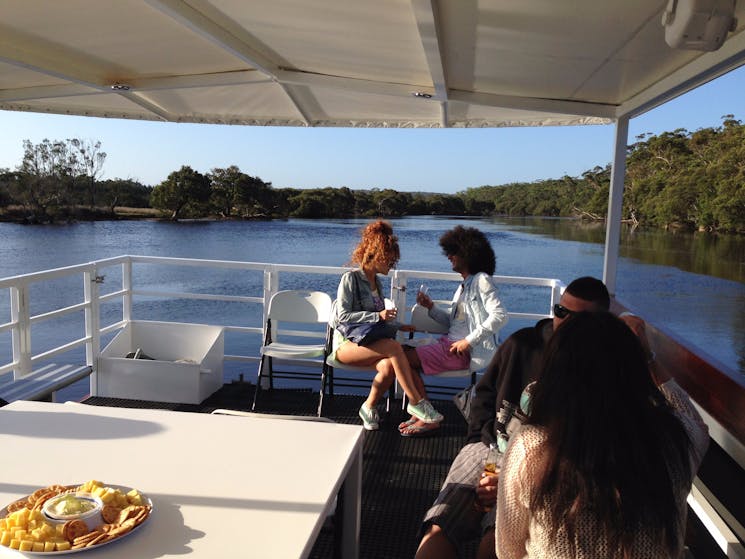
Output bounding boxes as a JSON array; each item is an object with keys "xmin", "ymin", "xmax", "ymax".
[
  {"xmin": 564, "ymin": 276, "xmax": 610, "ymax": 310},
  {"xmin": 439, "ymin": 226, "xmax": 496, "ymax": 275}
]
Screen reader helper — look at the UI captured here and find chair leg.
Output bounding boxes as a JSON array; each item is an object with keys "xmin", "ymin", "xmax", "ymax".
[
  {"xmin": 251, "ymin": 355, "xmax": 268, "ymax": 411},
  {"xmin": 318, "ymin": 362, "xmax": 328, "ymax": 417},
  {"xmin": 268, "ymin": 356, "xmax": 275, "ymax": 390}
]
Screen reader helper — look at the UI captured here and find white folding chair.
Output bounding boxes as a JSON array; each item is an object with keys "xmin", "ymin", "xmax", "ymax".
[
  {"xmin": 251, "ymin": 290, "xmax": 333, "ymax": 415},
  {"xmin": 320, "ymin": 299, "xmax": 396, "ymax": 416}
]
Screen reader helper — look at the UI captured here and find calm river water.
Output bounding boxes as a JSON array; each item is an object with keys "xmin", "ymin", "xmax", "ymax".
[{"xmin": 0, "ymin": 216, "xmax": 743, "ymax": 399}]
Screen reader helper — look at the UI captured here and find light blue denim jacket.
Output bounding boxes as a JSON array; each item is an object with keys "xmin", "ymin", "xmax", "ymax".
[
  {"xmin": 427, "ymin": 272, "xmax": 508, "ymax": 369},
  {"xmin": 331, "ymin": 269, "xmax": 396, "ymax": 328}
]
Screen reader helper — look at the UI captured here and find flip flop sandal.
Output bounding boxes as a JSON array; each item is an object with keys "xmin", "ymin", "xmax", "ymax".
[
  {"xmin": 398, "ymin": 417, "xmax": 418, "ymax": 430},
  {"xmin": 400, "ymin": 422, "xmax": 441, "ymax": 438}
]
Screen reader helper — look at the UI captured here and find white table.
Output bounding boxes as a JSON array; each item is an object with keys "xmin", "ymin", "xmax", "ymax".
[{"xmin": 0, "ymin": 401, "xmax": 363, "ymax": 558}]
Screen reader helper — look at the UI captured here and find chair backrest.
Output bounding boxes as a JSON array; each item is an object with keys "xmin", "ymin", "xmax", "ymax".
[
  {"xmin": 267, "ymin": 290, "xmax": 333, "ymax": 342},
  {"xmin": 269, "ymin": 290, "xmax": 333, "ymax": 322},
  {"xmin": 409, "ymin": 303, "xmax": 451, "ymax": 335}
]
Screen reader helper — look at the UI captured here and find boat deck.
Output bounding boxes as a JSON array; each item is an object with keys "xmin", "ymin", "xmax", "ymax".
[{"xmin": 83, "ymin": 382, "xmax": 475, "ymax": 559}]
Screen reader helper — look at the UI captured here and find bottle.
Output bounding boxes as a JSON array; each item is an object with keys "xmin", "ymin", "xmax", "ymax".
[
  {"xmin": 474, "ymin": 442, "xmax": 502, "ymax": 513},
  {"xmin": 483, "ymin": 442, "xmax": 501, "ymax": 476},
  {"xmin": 496, "ymin": 400, "xmax": 517, "ymax": 432}
]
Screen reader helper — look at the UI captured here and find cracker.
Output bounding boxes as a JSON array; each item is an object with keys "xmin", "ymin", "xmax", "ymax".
[
  {"xmin": 31, "ymin": 490, "xmax": 55, "ymax": 510},
  {"xmin": 6, "ymin": 499, "xmax": 28, "ymax": 513},
  {"xmin": 91, "ymin": 531, "xmax": 110, "ymax": 546},
  {"xmin": 132, "ymin": 508, "xmax": 150, "ymax": 525},
  {"xmin": 118, "ymin": 504, "xmax": 144, "ymax": 524},
  {"xmin": 101, "ymin": 504, "xmax": 121, "ymax": 524},
  {"xmin": 62, "ymin": 519, "xmax": 89, "ymax": 542}
]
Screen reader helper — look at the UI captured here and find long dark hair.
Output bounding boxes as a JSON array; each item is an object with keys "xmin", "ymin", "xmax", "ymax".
[
  {"xmin": 528, "ymin": 312, "xmax": 692, "ymax": 556},
  {"xmin": 439, "ymin": 226, "xmax": 496, "ymax": 275}
]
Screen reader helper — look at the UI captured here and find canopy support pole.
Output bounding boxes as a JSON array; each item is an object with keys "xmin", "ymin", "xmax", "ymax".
[{"xmin": 602, "ymin": 115, "xmax": 629, "ymax": 296}]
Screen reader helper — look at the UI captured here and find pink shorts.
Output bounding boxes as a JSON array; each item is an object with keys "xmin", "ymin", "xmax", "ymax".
[{"xmin": 415, "ymin": 336, "xmax": 471, "ymax": 376}]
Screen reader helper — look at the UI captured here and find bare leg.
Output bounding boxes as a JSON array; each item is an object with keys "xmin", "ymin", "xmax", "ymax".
[
  {"xmin": 476, "ymin": 529, "xmax": 496, "ymax": 559},
  {"xmin": 364, "ymin": 358, "xmax": 395, "ymax": 409},
  {"xmin": 400, "ymin": 346, "xmax": 430, "ymax": 429},
  {"xmin": 415, "ymin": 524, "xmax": 457, "ymax": 559},
  {"xmin": 335, "ymin": 338, "xmax": 426, "ymax": 404}
]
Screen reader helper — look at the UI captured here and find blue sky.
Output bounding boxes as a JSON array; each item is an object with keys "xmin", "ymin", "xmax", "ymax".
[{"xmin": 1, "ymin": 66, "xmax": 744, "ymax": 194}]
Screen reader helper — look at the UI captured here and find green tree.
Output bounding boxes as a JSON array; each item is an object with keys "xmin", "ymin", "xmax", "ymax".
[
  {"xmin": 68, "ymin": 139, "xmax": 107, "ymax": 209},
  {"xmin": 12, "ymin": 139, "xmax": 74, "ymax": 220},
  {"xmin": 98, "ymin": 179, "xmax": 152, "ymax": 212},
  {"xmin": 151, "ymin": 166, "xmax": 211, "ymax": 220}
]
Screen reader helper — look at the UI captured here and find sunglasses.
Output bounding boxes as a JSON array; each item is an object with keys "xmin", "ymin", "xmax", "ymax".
[{"xmin": 553, "ymin": 303, "xmax": 577, "ymax": 319}]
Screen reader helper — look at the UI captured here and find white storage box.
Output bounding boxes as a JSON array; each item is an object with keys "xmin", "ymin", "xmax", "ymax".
[{"xmin": 96, "ymin": 320, "xmax": 224, "ymax": 404}]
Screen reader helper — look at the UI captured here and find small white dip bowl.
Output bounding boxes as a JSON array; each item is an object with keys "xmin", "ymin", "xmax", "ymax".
[{"xmin": 42, "ymin": 492, "xmax": 103, "ymax": 531}]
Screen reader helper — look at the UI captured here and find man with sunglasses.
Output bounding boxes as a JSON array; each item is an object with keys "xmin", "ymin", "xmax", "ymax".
[{"xmin": 416, "ymin": 276, "xmax": 612, "ymax": 559}]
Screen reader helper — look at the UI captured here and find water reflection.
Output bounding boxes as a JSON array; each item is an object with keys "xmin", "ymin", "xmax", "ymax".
[
  {"xmin": 485, "ymin": 216, "xmax": 745, "ymax": 375},
  {"xmin": 494, "ymin": 216, "xmax": 745, "ymax": 284}
]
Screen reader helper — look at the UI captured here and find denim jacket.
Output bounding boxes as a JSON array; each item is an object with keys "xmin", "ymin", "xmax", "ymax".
[
  {"xmin": 427, "ymin": 272, "xmax": 508, "ymax": 369},
  {"xmin": 331, "ymin": 269, "xmax": 390, "ymax": 328}
]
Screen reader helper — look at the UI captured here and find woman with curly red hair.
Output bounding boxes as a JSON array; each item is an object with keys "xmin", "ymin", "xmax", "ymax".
[{"xmin": 330, "ymin": 220, "xmax": 444, "ymax": 430}]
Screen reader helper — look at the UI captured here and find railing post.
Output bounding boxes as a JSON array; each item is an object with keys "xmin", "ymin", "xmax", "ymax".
[
  {"xmin": 550, "ymin": 280, "xmax": 564, "ymax": 312},
  {"xmin": 84, "ymin": 266, "xmax": 101, "ymax": 397},
  {"xmin": 10, "ymin": 283, "xmax": 32, "ymax": 379},
  {"xmin": 122, "ymin": 259, "xmax": 133, "ymax": 323},
  {"xmin": 390, "ymin": 271, "xmax": 407, "ymax": 318},
  {"xmin": 260, "ymin": 267, "xmax": 279, "ymax": 388}
]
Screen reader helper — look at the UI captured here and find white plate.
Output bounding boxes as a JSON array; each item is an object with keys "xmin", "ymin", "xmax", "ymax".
[{"xmin": 0, "ymin": 484, "xmax": 153, "ymax": 555}]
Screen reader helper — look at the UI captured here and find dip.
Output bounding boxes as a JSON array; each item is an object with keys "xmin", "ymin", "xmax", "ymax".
[
  {"xmin": 49, "ymin": 494, "xmax": 97, "ymax": 516},
  {"xmin": 43, "ymin": 492, "xmax": 103, "ymax": 529}
]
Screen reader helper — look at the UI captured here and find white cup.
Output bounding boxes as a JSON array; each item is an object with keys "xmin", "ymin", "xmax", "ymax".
[
  {"xmin": 384, "ymin": 299, "xmax": 396, "ymax": 310},
  {"xmin": 419, "ymin": 284, "xmax": 429, "ymax": 295}
]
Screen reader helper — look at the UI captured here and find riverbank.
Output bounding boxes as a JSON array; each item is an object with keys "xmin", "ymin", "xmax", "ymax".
[{"xmin": 0, "ymin": 205, "xmax": 163, "ymax": 224}]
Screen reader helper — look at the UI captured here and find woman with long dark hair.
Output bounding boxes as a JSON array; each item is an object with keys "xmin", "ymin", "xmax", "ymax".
[{"xmin": 496, "ymin": 311, "xmax": 708, "ymax": 558}]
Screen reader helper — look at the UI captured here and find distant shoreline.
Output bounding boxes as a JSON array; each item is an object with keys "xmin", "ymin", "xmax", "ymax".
[{"xmin": 0, "ymin": 206, "xmax": 164, "ymax": 224}]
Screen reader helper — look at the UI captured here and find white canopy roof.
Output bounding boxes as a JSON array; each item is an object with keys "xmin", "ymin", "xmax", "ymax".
[{"xmin": 2, "ymin": 0, "xmax": 745, "ymax": 129}]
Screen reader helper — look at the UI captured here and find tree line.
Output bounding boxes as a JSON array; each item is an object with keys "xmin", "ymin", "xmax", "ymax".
[
  {"xmin": 1, "ymin": 117, "xmax": 743, "ymax": 232},
  {"xmin": 461, "ymin": 116, "xmax": 745, "ymax": 232}
]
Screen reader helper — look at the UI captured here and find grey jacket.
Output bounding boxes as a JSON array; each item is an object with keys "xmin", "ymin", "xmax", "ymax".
[{"xmin": 331, "ymin": 269, "xmax": 394, "ymax": 328}]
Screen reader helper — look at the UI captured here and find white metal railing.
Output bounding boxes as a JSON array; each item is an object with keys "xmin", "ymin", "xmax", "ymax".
[{"xmin": 0, "ymin": 255, "xmax": 562, "ymax": 390}]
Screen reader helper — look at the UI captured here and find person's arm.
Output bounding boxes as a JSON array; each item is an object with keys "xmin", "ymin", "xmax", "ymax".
[
  {"xmin": 464, "ymin": 273, "xmax": 508, "ymax": 349},
  {"xmin": 495, "ymin": 429, "xmax": 532, "ymax": 559},
  {"xmin": 659, "ymin": 380, "xmax": 710, "ymax": 471},
  {"xmin": 467, "ymin": 335, "xmax": 518, "ymax": 443},
  {"xmin": 468, "ymin": 357, "xmax": 501, "ymax": 443},
  {"xmin": 618, "ymin": 312, "xmax": 671, "ymax": 384}
]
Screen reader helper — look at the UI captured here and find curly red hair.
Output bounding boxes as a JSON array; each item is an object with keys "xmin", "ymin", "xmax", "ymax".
[{"xmin": 350, "ymin": 220, "xmax": 400, "ymax": 269}]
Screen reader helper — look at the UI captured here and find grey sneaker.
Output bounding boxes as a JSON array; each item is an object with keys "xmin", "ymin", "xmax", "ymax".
[
  {"xmin": 358, "ymin": 403, "xmax": 380, "ymax": 430},
  {"xmin": 407, "ymin": 399, "xmax": 443, "ymax": 424}
]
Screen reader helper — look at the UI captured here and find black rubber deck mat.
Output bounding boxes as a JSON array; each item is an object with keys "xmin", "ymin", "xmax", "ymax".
[{"xmin": 84, "ymin": 382, "xmax": 477, "ymax": 559}]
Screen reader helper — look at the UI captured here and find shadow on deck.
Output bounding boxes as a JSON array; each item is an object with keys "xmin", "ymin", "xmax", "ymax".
[{"xmin": 84, "ymin": 382, "xmax": 475, "ymax": 559}]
